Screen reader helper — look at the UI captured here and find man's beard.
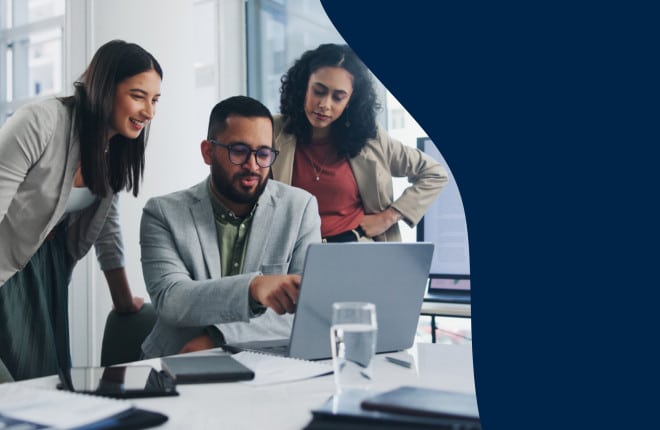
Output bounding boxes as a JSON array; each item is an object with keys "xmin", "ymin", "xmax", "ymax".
[{"xmin": 210, "ymin": 156, "xmax": 268, "ymax": 205}]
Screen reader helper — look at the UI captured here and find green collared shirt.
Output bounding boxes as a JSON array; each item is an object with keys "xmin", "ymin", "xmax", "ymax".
[
  {"xmin": 208, "ymin": 184, "xmax": 255, "ymax": 277},
  {"xmin": 207, "ymin": 181, "xmax": 265, "ymax": 325}
]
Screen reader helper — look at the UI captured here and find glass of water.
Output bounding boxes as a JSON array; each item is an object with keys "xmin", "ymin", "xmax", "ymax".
[{"xmin": 330, "ymin": 302, "xmax": 378, "ymax": 392}]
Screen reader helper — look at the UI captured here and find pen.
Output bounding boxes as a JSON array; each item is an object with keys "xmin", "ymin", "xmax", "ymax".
[{"xmin": 385, "ymin": 356, "xmax": 412, "ymax": 368}]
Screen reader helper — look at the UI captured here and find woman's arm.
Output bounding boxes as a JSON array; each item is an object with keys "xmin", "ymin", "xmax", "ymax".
[
  {"xmin": 95, "ymin": 196, "xmax": 143, "ymax": 313},
  {"xmin": 104, "ymin": 267, "xmax": 144, "ymax": 313},
  {"xmin": 378, "ymin": 128, "xmax": 448, "ymax": 226},
  {"xmin": 360, "ymin": 207, "xmax": 403, "ymax": 238}
]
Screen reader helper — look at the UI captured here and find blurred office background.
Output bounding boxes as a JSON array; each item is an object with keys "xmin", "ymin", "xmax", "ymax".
[{"xmin": 0, "ymin": 0, "xmax": 469, "ymax": 366}]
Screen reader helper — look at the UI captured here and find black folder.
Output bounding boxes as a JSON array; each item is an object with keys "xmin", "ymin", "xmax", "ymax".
[
  {"xmin": 160, "ymin": 354, "xmax": 254, "ymax": 384},
  {"xmin": 74, "ymin": 407, "xmax": 168, "ymax": 430},
  {"xmin": 305, "ymin": 388, "xmax": 481, "ymax": 430},
  {"xmin": 361, "ymin": 386, "xmax": 480, "ymax": 423}
]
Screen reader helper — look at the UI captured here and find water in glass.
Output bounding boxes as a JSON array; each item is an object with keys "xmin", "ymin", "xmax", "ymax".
[{"xmin": 330, "ymin": 302, "xmax": 377, "ymax": 392}]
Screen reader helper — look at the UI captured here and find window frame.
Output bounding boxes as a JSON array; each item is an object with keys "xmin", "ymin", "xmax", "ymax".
[{"xmin": 0, "ymin": 0, "xmax": 65, "ymax": 123}]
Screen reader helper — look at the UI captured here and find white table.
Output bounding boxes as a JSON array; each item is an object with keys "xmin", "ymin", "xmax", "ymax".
[
  {"xmin": 16, "ymin": 343, "xmax": 475, "ymax": 430},
  {"xmin": 421, "ymin": 301, "xmax": 471, "ymax": 318}
]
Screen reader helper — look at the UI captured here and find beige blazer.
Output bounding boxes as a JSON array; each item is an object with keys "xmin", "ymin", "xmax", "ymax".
[
  {"xmin": 0, "ymin": 99, "xmax": 124, "ymax": 286},
  {"xmin": 271, "ymin": 115, "xmax": 448, "ymax": 241}
]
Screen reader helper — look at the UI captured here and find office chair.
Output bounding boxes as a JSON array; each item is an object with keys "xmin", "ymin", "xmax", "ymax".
[
  {"xmin": 101, "ymin": 303, "xmax": 158, "ymax": 366},
  {"xmin": 0, "ymin": 356, "xmax": 14, "ymax": 383}
]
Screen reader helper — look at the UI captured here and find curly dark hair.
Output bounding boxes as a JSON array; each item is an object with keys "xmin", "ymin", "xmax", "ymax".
[{"xmin": 279, "ymin": 44, "xmax": 380, "ymax": 158}]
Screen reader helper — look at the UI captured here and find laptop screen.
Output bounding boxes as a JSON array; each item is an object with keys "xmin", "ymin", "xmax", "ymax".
[
  {"xmin": 289, "ymin": 242, "xmax": 434, "ymax": 359},
  {"xmin": 426, "ymin": 274, "xmax": 471, "ymax": 304}
]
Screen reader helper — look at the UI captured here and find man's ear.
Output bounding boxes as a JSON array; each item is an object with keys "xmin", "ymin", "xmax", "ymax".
[{"xmin": 201, "ymin": 139, "xmax": 213, "ymax": 165}]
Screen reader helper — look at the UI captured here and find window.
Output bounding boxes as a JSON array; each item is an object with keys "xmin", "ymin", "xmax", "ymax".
[
  {"xmin": 389, "ymin": 108, "xmax": 406, "ymax": 130},
  {"xmin": 0, "ymin": 0, "xmax": 65, "ymax": 124},
  {"xmin": 246, "ymin": 0, "xmax": 345, "ymax": 114}
]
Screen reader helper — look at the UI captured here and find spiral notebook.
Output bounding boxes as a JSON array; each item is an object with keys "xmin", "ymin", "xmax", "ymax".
[{"xmin": 230, "ymin": 350, "xmax": 332, "ymax": 386}]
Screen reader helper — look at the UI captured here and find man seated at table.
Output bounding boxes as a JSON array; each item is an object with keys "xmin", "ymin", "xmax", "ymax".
[{"xmin": 140, "ymin": 96, "xmax": 321, "ymax": 358}]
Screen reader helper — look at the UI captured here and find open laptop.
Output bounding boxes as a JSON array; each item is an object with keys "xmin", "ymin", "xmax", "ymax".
[
  {"xmin": 223, "ymin": 242, "xmax": 434, "ymax": 360},
  {"xmin": 424, "ymin": 274, "xmax": 471, "ymax": 304}
]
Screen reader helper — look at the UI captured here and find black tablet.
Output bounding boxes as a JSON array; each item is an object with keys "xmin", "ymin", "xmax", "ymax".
[
  {"xmin": 58, "ymin": 365, "xmax": 178, "ymax": 399},
  {"xmin": 160, "ymin": 355, "xmax": 254, "ymax": 383}
]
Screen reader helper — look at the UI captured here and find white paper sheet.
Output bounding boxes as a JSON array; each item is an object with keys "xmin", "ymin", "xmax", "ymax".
[
  {"xmin": 232, "ymin": 351, "xmax": 333, "ymax": 386},
  {"xmin": 0, "ymin": 384, "xmax": 131, "ymax": 428}
]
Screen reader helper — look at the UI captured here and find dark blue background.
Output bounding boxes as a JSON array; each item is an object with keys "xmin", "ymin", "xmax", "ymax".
[{"xmin": 322, "ymin": 1, "xmax": 659, "ymax": 428}]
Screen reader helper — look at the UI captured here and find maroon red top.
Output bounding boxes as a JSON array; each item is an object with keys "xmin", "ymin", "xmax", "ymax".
[{"xmin": 292, "ymin": 141, "xmax": 364, "ymax": 237}]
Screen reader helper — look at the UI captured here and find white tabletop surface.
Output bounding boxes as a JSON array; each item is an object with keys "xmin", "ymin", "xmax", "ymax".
[{"xmin": 16, "ymin": 342, "xmax": 475, "ymax": 430}]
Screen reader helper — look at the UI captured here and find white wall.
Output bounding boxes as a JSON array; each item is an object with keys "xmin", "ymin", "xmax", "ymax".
[{"xmin": 69, "ymin": 0, "xmax": 246, "ymax": 366}]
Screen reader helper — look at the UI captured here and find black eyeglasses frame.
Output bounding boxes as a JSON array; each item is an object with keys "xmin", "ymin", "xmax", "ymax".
[{"xmin": 209, "ymin": 139, "xmax": 279, "ymax": 168}]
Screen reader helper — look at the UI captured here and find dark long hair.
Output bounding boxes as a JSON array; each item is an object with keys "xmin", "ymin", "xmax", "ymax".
[
  {"xmin": 279, "ymin": 43, "xmax": 379, "ymax": 158},
  {"xmin": 60, "ymin": 40, "xmax": 162, "ymax": 197}
]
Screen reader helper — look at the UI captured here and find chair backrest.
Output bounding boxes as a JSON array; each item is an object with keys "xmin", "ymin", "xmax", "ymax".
[{"xmin": 101, "ymin": 303, "xmax": 158, "ymax": 366}]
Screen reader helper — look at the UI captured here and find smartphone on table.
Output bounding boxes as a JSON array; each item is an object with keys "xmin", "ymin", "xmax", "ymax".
[{"xmin": 57, "ymin": 365, "xmax": 178, "ymax": 399}]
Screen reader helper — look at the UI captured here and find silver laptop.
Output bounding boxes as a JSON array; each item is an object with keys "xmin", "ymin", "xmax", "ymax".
[{"xmin": 223, "ymin": 242, "xmax": 434, "ymax": 360}]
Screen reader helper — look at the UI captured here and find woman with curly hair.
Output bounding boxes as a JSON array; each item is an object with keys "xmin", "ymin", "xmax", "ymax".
[{"xmin": 272, "ymin": 43, "xmax": 447, "ymax": 242}]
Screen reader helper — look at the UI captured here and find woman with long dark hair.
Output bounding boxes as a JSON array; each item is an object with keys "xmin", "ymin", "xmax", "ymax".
[
  {"xmin": 0, "ymin": 39, "xmax": 163, "ymax": 381},
  {"xmin": 272, "ymin": 43, "xmax": 447, "ymax": 242}
]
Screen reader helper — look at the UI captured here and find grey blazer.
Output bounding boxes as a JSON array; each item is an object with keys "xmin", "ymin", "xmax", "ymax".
[
  {"xmin": 140, "ymin": 178, "xmax": 321, "ymax": 358},
  {"xmin": 0, "ymin": 99, "xmax": 124, "ymax": 286},
  {"xmin": 271, "ymin": 115, "xmax": 448, "ymax": 241}
]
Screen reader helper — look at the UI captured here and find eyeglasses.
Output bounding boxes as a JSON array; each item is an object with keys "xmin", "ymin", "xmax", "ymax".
[{"xmin": 209, "ymin": 139, "xmax": 279, "ymax": 168}]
